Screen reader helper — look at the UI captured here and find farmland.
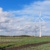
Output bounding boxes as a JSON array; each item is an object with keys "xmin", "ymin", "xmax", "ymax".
[
  {"xmin": 21, "ymin": 43, "xmax": 50, "ymax": 50},
  {"xmin": 0, "ymin": 36, "xmax": 50, "ymax": 50}
]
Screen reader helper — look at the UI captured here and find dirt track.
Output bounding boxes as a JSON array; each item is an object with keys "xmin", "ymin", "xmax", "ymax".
[
  {"xmin": 6, "ymin": 42, "xmax": 50, "ymax": 50},
  {"xmin": 0, "ymin": 42, "xmax": 50, "ymax": 50}
]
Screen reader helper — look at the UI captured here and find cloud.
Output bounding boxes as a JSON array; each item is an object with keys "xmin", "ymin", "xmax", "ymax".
[{"xmin": 0, "ymin": 0, "xmax": 50, "ymax": 36}]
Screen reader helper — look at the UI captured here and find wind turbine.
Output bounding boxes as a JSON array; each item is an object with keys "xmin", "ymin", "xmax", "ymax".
[
  {"xmin": 39, "ymin": 12, "xmax": 42, "ymax": 37},
  {"xmin": 34, "ymin": 12, "xmax": 42, "ymax": 37},
  {"xmin": 34, "ymin": 11, "xmax": 42, "ymax": 37},
  {"xmin": 35, "ymin": 11, "xmax": 45, "ymax": 37}
]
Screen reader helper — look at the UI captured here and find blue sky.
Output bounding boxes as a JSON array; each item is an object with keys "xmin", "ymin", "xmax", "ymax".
[
  {"xmin": 0, "ymin": 0, "xmax": 44, "ymax": 11},
  {"xmin": 0, "ymin": 0, "xmax": 50, "ymax": 36}
]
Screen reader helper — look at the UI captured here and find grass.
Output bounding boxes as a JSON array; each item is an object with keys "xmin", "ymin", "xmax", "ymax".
[
  {"xmin": 21, "ymin": 43, "xmax": 50, "ymax": 50},
  {"xmin": 0, "ymin": 36, "xmax": 50, "ymax": 48}
]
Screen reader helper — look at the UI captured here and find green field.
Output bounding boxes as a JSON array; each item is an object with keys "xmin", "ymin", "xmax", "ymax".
[
  {"xmin": 21, "ymin": 43, "xmax": 50, "ymax": 50},
  {"xmin": 0, "ymin": 36, "xmax": 50, "ymax": 50}
]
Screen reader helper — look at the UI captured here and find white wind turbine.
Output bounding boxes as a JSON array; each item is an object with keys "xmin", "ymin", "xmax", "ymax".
[
  {"xmin": 39, "ymin": 11, "xmax": 46, "ymax": 37},
  {"xmin": 35, "ymin": 11, "xmax": 45, "ymax": 37},
  {"xmin": 39, "ymin": 12, "xmax": 42, "ymax": 37}
]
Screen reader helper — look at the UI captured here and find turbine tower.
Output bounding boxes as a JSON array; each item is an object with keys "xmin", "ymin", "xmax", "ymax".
[
  {"xmin": 39, "ymin": 12, "xmax": 42, "ymax": 37},
  {"xmin": 34, "ymin": 11, "xmax": 45, "ymax": 37}
]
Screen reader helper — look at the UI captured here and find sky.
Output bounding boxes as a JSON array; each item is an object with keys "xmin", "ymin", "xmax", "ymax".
[{"xmin": 0, "ymin": 0, "xmax": 50, "ymax": 36}]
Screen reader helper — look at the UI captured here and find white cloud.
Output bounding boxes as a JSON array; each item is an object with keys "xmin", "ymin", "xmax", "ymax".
[
  {"xmin": 0, "ymin": 0, "xmax": 50, "ymax": 36},
  {"xmin": 0, "ymin": 7, "xmax": 2, "ymax": 13}
]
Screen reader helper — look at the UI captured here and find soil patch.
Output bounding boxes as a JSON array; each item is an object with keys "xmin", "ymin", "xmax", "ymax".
[{"xmin": 0, "ymin": 42, "xmax": 11, "ymax": 44}]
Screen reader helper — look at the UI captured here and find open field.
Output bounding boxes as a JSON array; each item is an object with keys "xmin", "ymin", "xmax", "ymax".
[
  {"xmin": 0, "ymin": 36, "xmax": 50, "ymax": 50},
  {"xmin": 20, "ymin": 43, "xmax": 50, "ymax": 50}
]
